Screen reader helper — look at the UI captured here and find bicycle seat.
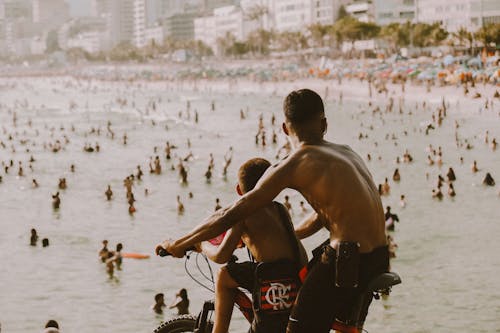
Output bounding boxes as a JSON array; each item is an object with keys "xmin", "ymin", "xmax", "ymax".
[
  {"xmin": 365, "ymin": 272, "xmax": 401, "ymax": 294},
  {"xmin": 332, "ymin": 272, "xmax": 402, "ymax": 332}
]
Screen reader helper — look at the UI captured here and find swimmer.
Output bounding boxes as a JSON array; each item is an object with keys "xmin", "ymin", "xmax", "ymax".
[
  {"xmin": 399, "ymin": 194, "xmax": 406, "ymax": 208},
  {"xmin": 299, "ymin": 201, "xmax": 308, "ymax": 214},
  {"xmin": 432, "ymin": 188, "xmax": 443, "ymax": 200},
  {"xmin": 58, "ymin": 178, "xmax": 67, "ymax": 190},
  {"xmin": 492, "ymin": 138, "xmax": 497, "ymax": 151},
  {"xmin": 154, "ymin": 156, "xmax": 162, "ymax": 174},
  {"xmin": 169, "ymin": 288, "xmax": 190, "ymax": 315},
  {"xmin": 113, "ymin": 243, "xmax": 123, "ymax": 270},
  {"xmin": 392, "ymin": 168, "xmax": 401, "ymax": 182},
  {"xmin": 177, "ymin": 195, "xmax": 185, "ymax": 215},
  {"xmin": 137, "ymin": 166, "xmax": 143, "ymax": 180},
  {"xmin": 70, "ymin": 164, "xmax": 75, "ymax": 172},
  {"xmin": 99, "ymin": 240, "xmax": 109, "ymax": 262},
  {"xmin": 483, "ymin": 172, "xmax": 495, "ymax": 186},
  {"xmin": 30, "ymin": 228, "xmax": 38, "ymax": 246},
  {"xmin": 32, "ymin": 179, "xmax": 39, "ymax": 188},
  {"xmin": 283, "ymin": 195, "xmax": 292, "ymax": 212},
  {"xmin": 471, "ymin": 160, "xmax": 478, "ymax": 173},
  {"xmin": 214, "ymin": 198, "xmax": 222, "ymax": 211},
  {"xmin": 42, "ymin": 238, "xmax": 49, "ymax": 247},
  {"xmin": 382, "ymin": 177, "xmax": 391, "ymax": 195},
  {"xmin": 446, "ymin": 167, "xmax": 456, "ymax": 182},
  {"xmin": 384, "ymin": 206, "xmax": 399, "ymax": 231},
  {"xmin": 105, "ymin": 185, "xmax": 113, "ymax": 200},
  {"xmin": 52, "ymin": 192, "xmax": 60, "ymax": 210},
  {"xmin": 205, "ymin": 166, "xmax": 212, "ymax": 182},
  {"xmin": 178, "ymin": 160, "xmax": 188, "ymax": 184},
  {"xmin": 152, "ymin": 293, "xmax": 166, "ymax": 314},
  {"xmin": 448, "ymin": 183, "xmax": 456, "ymax": 197}
]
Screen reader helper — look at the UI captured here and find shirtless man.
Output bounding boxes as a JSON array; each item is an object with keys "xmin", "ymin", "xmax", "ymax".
[
  {"xmin": 196, "ymin": 158, "xmax": 307, "ymax": 333},
  {"xmin": 156, "ymin": 89, "xmax": 388, "ymax": 333}
]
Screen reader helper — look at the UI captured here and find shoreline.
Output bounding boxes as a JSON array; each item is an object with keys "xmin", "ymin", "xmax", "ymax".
[{"xmin": 1, "ymin": 71, "xmax": 498, "ymax": 114}]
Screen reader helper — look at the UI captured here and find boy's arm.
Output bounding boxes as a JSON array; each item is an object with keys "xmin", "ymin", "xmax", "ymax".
[
  {"xmin": 200, "ymin": 223, "xmax": 244, "ymax": 264},
  {"xmin": 295, "ymin": 212, "xmax": 326, "ymax": 239}
]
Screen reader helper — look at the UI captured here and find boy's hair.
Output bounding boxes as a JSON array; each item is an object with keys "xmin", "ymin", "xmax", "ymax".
[
  {"xmin": 283, "ymin": 89, "xmax": 324, "ymax": 129},
  {"xmin": 238, "ymin": 158, "xmax": 271, "ymax": 193}
]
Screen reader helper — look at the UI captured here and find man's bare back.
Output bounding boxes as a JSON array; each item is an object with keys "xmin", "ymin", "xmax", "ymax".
[{"xmin": 275, "ymin": 141, "xmax": 386, "ymax": 253}]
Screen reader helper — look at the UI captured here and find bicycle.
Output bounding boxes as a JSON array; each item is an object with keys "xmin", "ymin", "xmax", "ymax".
[{"xmin": 154, "ymin": 246, "xmax": 401, "ymax": 333}]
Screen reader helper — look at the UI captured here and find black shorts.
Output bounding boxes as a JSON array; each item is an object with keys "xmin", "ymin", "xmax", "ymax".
[
  {"xmin": 287, "ymin": 245, "xmax": 389, "ymax": 333},
  {"xmin": 226, "ymin": 260, "xmax": 257, "ymax": 292}
]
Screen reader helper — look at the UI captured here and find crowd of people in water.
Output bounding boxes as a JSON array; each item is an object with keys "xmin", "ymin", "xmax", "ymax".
[{"xmin": 0, "ymin": 70, "xmax": 498, "ymax": 332}]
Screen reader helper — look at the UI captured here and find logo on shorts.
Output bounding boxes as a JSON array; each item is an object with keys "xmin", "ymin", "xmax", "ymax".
[{"xmin": 265, "ymin": 282, "xmax": 293, "ymax": 310}]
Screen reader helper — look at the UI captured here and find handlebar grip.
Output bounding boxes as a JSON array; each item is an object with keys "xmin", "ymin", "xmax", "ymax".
[
  {"xmin": 158, "ymin": 246, "xmax": 196, "ymax": 257},
  {"xmin": 158, "ymin": 248, "xmax": 170, "ymax": 257}
]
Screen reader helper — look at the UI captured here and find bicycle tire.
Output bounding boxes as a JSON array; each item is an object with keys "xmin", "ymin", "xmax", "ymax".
[{"xmin": 153, "ymin": 315, "xmax": 213, "ymax": 333}]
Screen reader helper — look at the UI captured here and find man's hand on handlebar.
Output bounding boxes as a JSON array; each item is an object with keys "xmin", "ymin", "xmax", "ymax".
[{"xmin": 155, "ymin": 239, "xmax": 200, "ymax": 258}]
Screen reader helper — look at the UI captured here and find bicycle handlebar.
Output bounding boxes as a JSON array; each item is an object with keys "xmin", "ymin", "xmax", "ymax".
[
  {"xmin": 158, "ymin": 246, "xmax": 197, "ymax": 257},
  {"xmin": 158, "ymin": 248, "xmax": 170, "ymax": 257}
]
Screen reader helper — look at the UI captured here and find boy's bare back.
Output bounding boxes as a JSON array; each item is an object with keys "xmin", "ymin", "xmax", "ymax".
[{"xmin": 241, "ymin": 202, "xmax": 307, "ymax": 266}]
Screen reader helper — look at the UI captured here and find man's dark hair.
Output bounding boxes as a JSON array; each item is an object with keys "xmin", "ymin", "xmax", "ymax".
[
  {"xmin": 283, "ymin": 89, "xmax": 324, "ymax": 128},
  {"xmin": 238, "ymin": 158, "xmax": 271, "ymax": 193},
  {"xmin": 45, "ymin": 320, "xmax": 59, "ymax": 328}
]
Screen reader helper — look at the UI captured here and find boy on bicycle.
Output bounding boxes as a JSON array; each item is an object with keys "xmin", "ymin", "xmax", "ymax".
[{"xmin": 197, "ymin": 157, "xmax": 308, "ymax": 333}]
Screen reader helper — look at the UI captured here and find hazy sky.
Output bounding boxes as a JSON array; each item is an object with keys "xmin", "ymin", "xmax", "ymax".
[{"xmin": 67, "ymin": 0, "xmax": 91, "ymax": 17}]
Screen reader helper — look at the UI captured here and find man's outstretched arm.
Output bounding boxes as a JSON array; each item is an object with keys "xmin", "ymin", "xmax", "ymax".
[{"xmin": 156, "ymin": 157, "xmax": 297, "ymax": 257}]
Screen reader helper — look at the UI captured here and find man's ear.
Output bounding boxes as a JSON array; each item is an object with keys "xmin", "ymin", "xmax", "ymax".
[
  {"xmin": 321, "ymin": 118, "xmax": 327, "ymax": 135},
  {"xmin": 236, "ymin": 184, "xmax": 243, "ymax": 196},
  {"xmin": 282, "ymin": 122, "xmax": 289, "ymax": 136}
]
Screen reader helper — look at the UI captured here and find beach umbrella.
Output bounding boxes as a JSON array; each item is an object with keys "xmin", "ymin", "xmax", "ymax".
[
  {"xmin": 443, "ymin": 55, "xmax": 455, "ymax": 66},
  {"xmin": 467, "ymin": 57, "xmax": 482, "ymax": 67},
  {"xmin": 408, "ymin": 69, "xmax": 420, "ymax": 77}
]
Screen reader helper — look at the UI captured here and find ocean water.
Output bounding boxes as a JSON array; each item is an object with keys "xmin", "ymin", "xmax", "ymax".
[{"xmin": 0, "ymin": 77, "xmax": 499, "ymax": 333}]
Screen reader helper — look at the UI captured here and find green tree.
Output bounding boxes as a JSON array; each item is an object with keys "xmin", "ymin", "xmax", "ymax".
[
  {"xmin": 275, "ymin": 31, "xmax": 308, "ymax": 52},
  {"xmin": 380, "ymin": 22, "xmax": 410, "ymax": 52},
  {"xmin": 475, "ymin": 23, "xmax": 500, "ymax": 47},
  {"xmin": 108, "ymin": 41, "xmax": 140, "ymax": 61},
  {"xmin": 246, "ymin": 29, "xmax": 272, "ymax": 55},
  {"xmin": 337, "ymin": 5, "xmax": 349, "ymax": 21},
  {"xmin": 412, "ymin": 22, "xmax": 448, "ymax": 47},
  {"xmin": 307, "ymin": 23, "xmax": 329, "ymax": 47},
  {"xmin": 453, "ymin": 26, "xmax": 473, "ymax": 53},
  {"xmin": 216, "ymin": 32, "xmax": 237, "ymax": 57}
]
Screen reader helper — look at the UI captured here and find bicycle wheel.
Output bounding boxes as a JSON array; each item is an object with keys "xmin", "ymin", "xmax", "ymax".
[{"xmin": 153, "ymin": 315, "xmax": 213, "ymax": 333}]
